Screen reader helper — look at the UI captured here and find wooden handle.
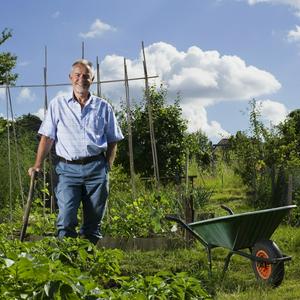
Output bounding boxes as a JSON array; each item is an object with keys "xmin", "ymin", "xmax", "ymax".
[{"xmin": 20, "ymin": 171, "xmax": 36, "ymax": 242}]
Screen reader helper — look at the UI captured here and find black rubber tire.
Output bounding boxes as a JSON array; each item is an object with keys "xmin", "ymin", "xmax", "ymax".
[{"xmin": 251, "ymin": 240, "xmax": 284, "ymax": 287}]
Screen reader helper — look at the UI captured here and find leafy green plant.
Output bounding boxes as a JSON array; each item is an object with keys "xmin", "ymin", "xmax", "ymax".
[
  {"xmin": 0, "ymin": 233, "xmax": 211, "ymax": 299},
  {"xmin": 104, "ymin": 190, "xmax": 181, "ymax": 237}
]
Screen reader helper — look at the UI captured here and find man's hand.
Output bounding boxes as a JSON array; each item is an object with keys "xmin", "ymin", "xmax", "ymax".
[{"xmin": 28, "ymin": 166, "xmax": 41, "ymax": 177}]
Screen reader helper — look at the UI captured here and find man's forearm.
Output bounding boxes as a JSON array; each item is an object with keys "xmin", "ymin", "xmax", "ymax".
[
  {"xmin": 106, "ymin": 142, "xmax": 117, "ymax": 169},
  {"xmin": 33, "ymin": 135, "xmax": 54, "ymax": 169}
]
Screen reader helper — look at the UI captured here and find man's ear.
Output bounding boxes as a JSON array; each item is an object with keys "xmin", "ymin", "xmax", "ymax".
[{"xmin": 69, "ymin": 74, "xmax": 72, "ymax": 80}]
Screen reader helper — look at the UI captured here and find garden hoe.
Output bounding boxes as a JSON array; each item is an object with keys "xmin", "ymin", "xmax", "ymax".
[{"xmin": 20, "ymin": 170, "xmax": 37, "ymax": 242}]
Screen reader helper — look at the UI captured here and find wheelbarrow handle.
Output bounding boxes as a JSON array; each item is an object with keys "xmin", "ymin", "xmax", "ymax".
[
  {"xmin": 165, "ymin": 214, "xmax": 190, "ymax": 230},
  {"xmin": 220, "ymin": 204, "xmax": 234, "ymax": 215},
  {"xmin": 165, "ymin": 214, "xmax": 208, "ymax": 247},
  {"xmin": 20, "ymin": 170, "xmax": 37, "ymax": 242}
]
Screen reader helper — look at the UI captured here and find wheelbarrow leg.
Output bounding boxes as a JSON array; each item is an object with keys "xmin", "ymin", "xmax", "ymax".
[
  {"xmin": 206, "ymin": 246, "xmax": 213, "ymax": 277},
  {"xmin": 221, "ymin": 251, "xmax": 234, "ymax": 280},
  {"xmin": 20, "ymin": 171, "xmax": 36, "ymax": 242}
]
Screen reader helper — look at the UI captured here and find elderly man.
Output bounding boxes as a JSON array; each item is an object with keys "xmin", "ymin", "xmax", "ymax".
[{"xmin": 28, "ymin": 59, "xmax": 123, "ymax": 244}]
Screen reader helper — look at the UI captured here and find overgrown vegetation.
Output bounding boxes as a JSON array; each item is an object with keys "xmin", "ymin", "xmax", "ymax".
[
  {"xmin": 0, "ymin": 30, "xmax": 299, "ymax": 299},
  {"xmin": 0, "ymin": 227, "xmax": 211, "ymax": 299}
]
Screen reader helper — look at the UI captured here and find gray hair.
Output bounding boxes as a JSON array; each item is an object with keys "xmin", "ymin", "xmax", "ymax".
[{"xmin": 71, "ymin": 59, "xmax": 95, "ymax": 79}]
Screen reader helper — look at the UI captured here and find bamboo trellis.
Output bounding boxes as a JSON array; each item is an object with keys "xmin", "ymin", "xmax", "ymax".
[{"xmin": 1, "ymin": 42, "xmax": 159, "ymax": 212}]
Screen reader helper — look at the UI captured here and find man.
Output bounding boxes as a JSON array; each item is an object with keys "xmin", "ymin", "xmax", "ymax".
[{"xmin": 28, "ymin": 59, "xmax": 123, "ymax": 244}]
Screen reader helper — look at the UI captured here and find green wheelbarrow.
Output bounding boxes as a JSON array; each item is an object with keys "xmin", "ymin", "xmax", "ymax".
[{"xmin": 166, "ymin": 204, "xmax": 296, "ymax": 287}]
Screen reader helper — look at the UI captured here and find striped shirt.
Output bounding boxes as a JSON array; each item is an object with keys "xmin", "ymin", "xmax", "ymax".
[{"xmin": 39, "ymin": 94, "xmax": 124, "ymax": 160}]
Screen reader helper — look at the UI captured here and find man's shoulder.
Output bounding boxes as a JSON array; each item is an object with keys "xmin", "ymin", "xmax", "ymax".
[{"xmin": 49, "ymin": 94, "xmax": 72, "ymax": 107}]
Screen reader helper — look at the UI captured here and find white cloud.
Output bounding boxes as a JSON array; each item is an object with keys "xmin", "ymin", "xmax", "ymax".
[
  {"xmin": 43, "ymin": 42, "xmax": 280, "ymax": 140},
  {"xmin": 245, "ymin": 1, "xmax": 300, "ymax": 45},
  {"xmin": 79, "ymin": 19, "xmax": 116, "ymax": 39},
  {"xmin": 101, "ymin": 42, "xmax": 280, "ymax": 105},
  {"xmin": 0, "ymin": 88, "xmax": 5, "ymax": 101},
  {"xmin": 51, "ymin": 11, "xmax": 60, "ymax": 18},
  {"xmin": 53, "ymin": 86, "xmax": 73, "ymax": 99},
  {"xmin": 246, "ymin": 0, "xmax": 300, "ymax": 17},
  {"xmin": 33, "ymin": 108, "xmax": 45, "ymax": 121},
  {"xmin": 287, "ymin": 25, "xmax": 300, "ymax": 42},
  {"xmin": 181, "ymin": 103, "xmax": 230, "ymax": 141},
  {"xmin": 18, "ymin": 61, "xmax": 30, "ymax": 67},
  {"xmin": 98, "ymin": 42, "xmax": 281, "ymax": 140},
  {"xmin": 257, "ymin": 99, "xmax": 289, "ymax": 125},
  {"xmin": 17, "ymin": 88, "xmax": 35, "ymax": 103}
]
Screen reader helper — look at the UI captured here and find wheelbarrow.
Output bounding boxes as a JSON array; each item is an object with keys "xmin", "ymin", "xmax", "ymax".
[{"xmin": 166, "ymin": 204, "xmax": 296, "ymax": 287}]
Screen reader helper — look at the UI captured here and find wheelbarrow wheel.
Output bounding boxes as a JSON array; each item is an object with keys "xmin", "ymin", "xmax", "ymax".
[{"xmin": 251, "ymin": 240, "xmax": 284, "ymax": 287}]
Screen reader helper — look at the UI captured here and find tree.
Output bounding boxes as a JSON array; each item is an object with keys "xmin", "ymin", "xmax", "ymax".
[
  {"xmin": 229, "ymin": 100, "xmax": 300, "ymax": 210},
  {"xmin": 185, "ymin": 130, "xmax": 212, "ymax": 168},
  {"xmin": 116, "ymin": 86, "xmax": 188, "ymax": 179},
  {"xmin": 229, "ymin": 100, "xmax": 273, "ymax": 207},
  {"xmin": 0, "ymin": 28, "xmax": 18, "ymax": 85},
  {"xmin": 275, "ymin": 109, "xmax": 300, "ymax": 168}
]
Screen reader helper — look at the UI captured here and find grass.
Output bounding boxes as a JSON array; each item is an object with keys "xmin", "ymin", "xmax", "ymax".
[
  {"xmin": 118, "ymin": 163, "xmax": 300, "ymax": 299},
  {"xmin": 3, "ymin": 162, "xmax": 299, "ymax": 299},
  {"xmin": 120, "ymin": 226, "xmax": 300, "ymax": 299}
]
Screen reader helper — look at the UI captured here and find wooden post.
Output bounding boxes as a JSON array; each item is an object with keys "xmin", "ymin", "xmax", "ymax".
[
  {"xmin": 96, "ymin": 56, "xmax": 101, "ymax": 97},
  {"xmin": 142, "ymin": 41, "xmax": 160, "ymax": 185},
  {"xmin": 43, "ymin": 46, "xmax": 56, "ymax": 213},
  {"xmin": 5, "ymin": 85, "xmax": 12, "ymax": 222},
  {"xmin": 81, "ymin": 41, "xmax": 85, "ymax": 59},
  {"xmin": 6, "ymin": 86, "xmax": 25, "ymax": 207},
  {"xmin": 287, "ymin": 174, "xmax": 293, "ymax": 223},
  {"xmin": 124, "ymin": 58, "xmax": 136, "ymax": 198},
  {"xmin": 184, "ymin": 149, "xmax": 193, "ymax": 244},
  {"xmin": 43, "ymin": 47, "xmax": 47, "ymax": 216}
]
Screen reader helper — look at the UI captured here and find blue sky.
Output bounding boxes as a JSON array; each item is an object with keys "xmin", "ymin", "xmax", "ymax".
[{"xmin": 1, "ymin": 0, "xmax": 300, "ymax": 142}]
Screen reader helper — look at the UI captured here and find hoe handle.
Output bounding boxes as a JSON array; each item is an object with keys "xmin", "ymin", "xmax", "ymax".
[{"xmin": 20, "ymin": 171, "xmax": 36, "ymax": 242}]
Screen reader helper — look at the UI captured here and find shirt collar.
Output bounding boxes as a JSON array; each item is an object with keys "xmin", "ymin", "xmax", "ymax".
[{"xmin": 67, "ymin": 93, "xmax": 94, "ymax": 105}]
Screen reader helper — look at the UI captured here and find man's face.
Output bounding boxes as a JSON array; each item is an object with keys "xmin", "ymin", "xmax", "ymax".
[{"xmin": 69, "ymin": 64, "xmax": 93, "ymax": 95}]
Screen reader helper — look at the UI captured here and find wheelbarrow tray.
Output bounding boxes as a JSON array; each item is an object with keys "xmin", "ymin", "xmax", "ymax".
[{"xmin": 188, "ymin": 205, "xmax": 296, "ymax": 251}]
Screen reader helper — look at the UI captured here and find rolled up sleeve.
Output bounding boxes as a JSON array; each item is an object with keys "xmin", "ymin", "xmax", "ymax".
[{"xmin": 38, "ymin": 101, "xmax": 57, "ymax": 140}]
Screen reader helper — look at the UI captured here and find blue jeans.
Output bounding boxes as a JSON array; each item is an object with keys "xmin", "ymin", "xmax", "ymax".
[{"xmin": 55, "ymin": 157, "xmax": 109, "ymax": 244}]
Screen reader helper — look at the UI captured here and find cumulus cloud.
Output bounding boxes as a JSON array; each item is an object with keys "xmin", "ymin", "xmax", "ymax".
[
  {"xmin": 181, "ymin": 103, "xmax": 230, "ymax": 140},
  {"xmin": 79, "ymin": 19, "xmax": 116, "ymax": 39},
  {"xmin": 246, "ymin": 0, "xmax": 300, "ymax": 17},
  {"xmin": 34, "ymin": 108, "xmax": 46, "ymax": 121},
  {"xmin": 17, "ymin": 88, "xmax": 35, "ymax": 103},
  {"xmin": 51, "ymin": 11, "xmax": 60, "ymax": 18},
  {"xmin": 0, "ymin": 87, "xmax": 5, "ymax": 101},
  {"xmin": 98, "ymin": 42, "xmax": 280, "ymax": 139},
  {"xmin": 53, "ymin": 86, "xmax": 73, "ymax": 99},
  {"xmin": 18, "ymin": 61, "xmax": 30, "ymax": 67},
  {"xmin": 257, "ymin": 99, "xmax": 289, "ymax": 125},
  {"xmin": 101, "ymin": 42, "xmax": 280, "ymax": 104},
  {"xmin": 287, "ymin": 25, "xmax": 300, "ymax": 42},
  {"xmin": 43, "ymin": 42, "xmax": 280, "ymax": 140}
]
